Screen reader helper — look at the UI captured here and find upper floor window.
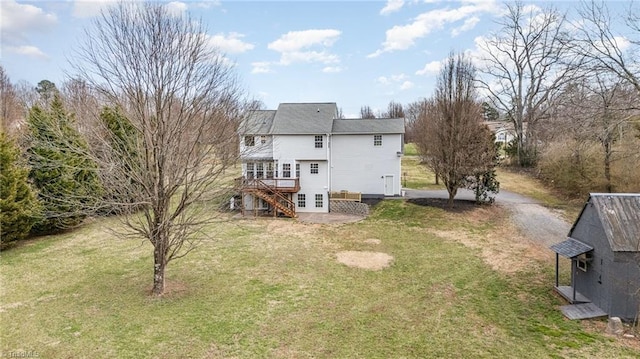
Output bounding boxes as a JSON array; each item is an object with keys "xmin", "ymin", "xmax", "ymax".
[
  {"xmin": 260, "ymin": 135, "xmax": 267, "ymax": 144},
  {"xmin": 295, "ymin": 163, "xmax": 300, "ymax": 178},
  {"xmin": 374, "ymin": 135, "xmax": 382, "ymax": 146},
  {"xmin": 283, "ymin": 163, "xmax": 291, "ymax": 178},
  {"xmin": 246, "ymin": 163, "xmax": 254, "ymax": 179},
  {"xmin": 315, "ymin": 135, "xmax": 323, "ymax": 148},
  {"xmin": 310, "ymin": 163, "xmax": 319, "ymax": 174},
  {"xmin": 256, "ymin": 163, "xmax": 264, "ymax": 178},
  {"xmin": 244, "ymin": 136, "xmax": 255, "ymax": 146}
]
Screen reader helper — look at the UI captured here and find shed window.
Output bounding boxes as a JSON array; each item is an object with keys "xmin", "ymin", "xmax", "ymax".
[
  {"xmin": 374, "ymin": 135, "xmax": 382, "ymax": 146},
  {"xmin": 577, "ymin": 252, "xmax": 592, "ymax": 272},
  {"xmin": 244, "ymin": 136, "xmax": 255, "ymax": 146},
  {"xmin": 315, "ymin": 135, "xmax": 323, "ymax": 148}
]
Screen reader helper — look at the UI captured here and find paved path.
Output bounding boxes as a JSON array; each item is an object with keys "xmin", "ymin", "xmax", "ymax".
[{"xmin": 404, "ymin": 188, "xmax": 571, "ymax": 247}]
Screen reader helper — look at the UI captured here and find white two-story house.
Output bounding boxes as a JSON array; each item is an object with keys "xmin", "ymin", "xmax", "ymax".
[{"xmin": 238, "ymin": 102, "xmax": 404, "ymax": 216}]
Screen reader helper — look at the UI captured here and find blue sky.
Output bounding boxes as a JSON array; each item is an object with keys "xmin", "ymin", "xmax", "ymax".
[{"xmin": 0, "ymin": 0, "xmax": 631, "ymax": 117}]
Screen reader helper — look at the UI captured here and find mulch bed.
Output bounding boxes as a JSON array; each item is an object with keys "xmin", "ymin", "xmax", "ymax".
[{"xmin": 407, "ymin": 198, "xmax": 480, "ymax": 213}]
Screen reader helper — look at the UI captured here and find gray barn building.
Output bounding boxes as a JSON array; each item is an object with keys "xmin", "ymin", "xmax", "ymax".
[{"xmin": 550, "ymin": 193, "xmax": 640, "ymax": 320}]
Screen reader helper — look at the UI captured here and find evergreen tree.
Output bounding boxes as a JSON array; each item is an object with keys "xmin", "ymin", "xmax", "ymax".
[
  {"xmin": 26, "ymin": 95, "xmax": 102, "ymax": 233},
  {"xmin": 0, "ymin": 132, "xmax": 42, "ymax": 243}
]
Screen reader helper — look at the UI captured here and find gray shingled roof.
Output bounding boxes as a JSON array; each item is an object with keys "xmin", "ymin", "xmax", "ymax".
[
  {"xmin": 550, "ymin": 238, "xmax": 593, "ymax": 258},
  {"xmin": 332, "ymin": 118, "xmax": 405, "ymax": 134},
  {"xmin": 270, "ymin": 103, "xmax": 337, "ymax": 134},
  {"xmin": 589, "ymin": 193, "xmax": 640, "ymax": 252},
  {"xmin": 240, "ymin": 110, "xmax": 276, "ymax": 135}
]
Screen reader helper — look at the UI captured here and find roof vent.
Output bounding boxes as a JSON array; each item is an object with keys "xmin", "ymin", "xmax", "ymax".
[{"xmin": 317, "ymin": 108, "xmax": 320, "ymax": 113}]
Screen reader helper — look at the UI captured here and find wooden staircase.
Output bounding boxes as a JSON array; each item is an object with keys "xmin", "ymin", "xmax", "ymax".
[{"xmin": 243, "ymin": 179, "xmax": 297, "ymax": 218}]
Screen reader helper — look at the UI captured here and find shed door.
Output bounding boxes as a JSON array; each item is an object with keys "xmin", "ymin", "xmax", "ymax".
[{"xmin": 384, "ymin": 175, "xmax": 394, "ymax": 196}]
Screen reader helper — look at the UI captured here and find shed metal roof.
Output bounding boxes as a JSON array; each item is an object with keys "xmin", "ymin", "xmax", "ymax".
[
  {"xmin": 332, "ymin": 118, "xmax": 405, "ymax": 134},
  {"xmin": 589, "ymin": 193, "xmax": 640, "ymax": 252},
  {"xmin": 550, "ymin": 237, "xmax": 593, "ymax": 258},
  {"xmin": 270, "ymin": 103, "xmax": 337, "ymax": 134}
]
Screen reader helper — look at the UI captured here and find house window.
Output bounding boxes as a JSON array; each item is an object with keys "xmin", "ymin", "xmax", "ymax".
[
  {"xmin": 315, "ymin": 135, "xmax": 323, "ymax": 148},
  {"xmin": 297, "ymin": 194, "xmax": 306, "ymax": 208},
  {"xmin": 310, "ymin": 163, "xmax": 319, "ymax": 174},
  {"xmin": 315, "ymin": 194, "xmax": 323, "ymax": 208},
  {"xmin": 274, "ymin": 161, "xmax": 278, "ymax": 178},
  {"xmin": 283, "ymin": 163, "xmax": 291, "ymax": 178},
  {"xmin": 244, "ymin": 136, "xmax": 255, "ymax": 146},
  {"xmin": 374, "ymin": 135, "xmax": 382, "ymax": 146},
  {"xmin": 260, "ymin": 135, "xmax": 267, "ymax": 144},
  {"xmin": 295, "ymin": 163, "xmax": 300, "ymax": 178},
  {"xmin": 246, "ymin": 163, "xmax": 254, "ymax": 179},
  {"xmin": 256, "ymin": 163, "xmax": 264, "ymax": 178},
  {"xmin": 266, "ymin": 162, "xmax": 273, "ymax": 178}
]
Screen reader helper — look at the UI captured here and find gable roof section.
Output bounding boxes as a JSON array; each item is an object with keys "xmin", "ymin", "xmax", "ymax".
[
  {"xmin": 571, "ymin": 193, "xmax": 640, "ymax": 252},
  {"xmin": 332, "ymin": 118, "xmax": 405, "ymax": 134},
  {"xmin": 240, "ymin": 110, "xmax": 276, "ymax": 135},
  {"xmin": 270, "ymin": 103, "xmax": 337, "ymax": 134}
]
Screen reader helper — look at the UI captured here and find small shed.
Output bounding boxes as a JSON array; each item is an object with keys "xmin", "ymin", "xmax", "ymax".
[{"xmin": 550, "ymin": 193, "xmax": 640, "ymax": 320}]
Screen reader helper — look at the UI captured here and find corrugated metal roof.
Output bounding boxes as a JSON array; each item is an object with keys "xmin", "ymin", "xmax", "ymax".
[
  {"xmin": 589, "ymin": 193, "xmax": 640, "ymax": 252},
  {"xmin": 332, "ymin": 118, "xmax": 405, "ymax": 134},
  {"xmin": 550, "ymin": 237, "xmax": 593, "ymax": 258},
  {"xmin": 240, "ymin": 110, "xmax": 276, "ymax": 135},
  {"xmin": 270, "ymin": 103, "xmax": 337, "ymax": 134}
]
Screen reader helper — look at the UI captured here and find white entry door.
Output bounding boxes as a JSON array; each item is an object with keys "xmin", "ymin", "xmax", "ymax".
[{"xmin": 384, "ymin": 175, "xmax": 394, "ymax": 196}]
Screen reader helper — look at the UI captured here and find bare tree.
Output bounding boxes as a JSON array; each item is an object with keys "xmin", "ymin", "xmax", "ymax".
[
  {"xmin": 0, "ymin": 66, "xmax": 26, "ymax": 136},
  {"xmin": 383, "ymin": 101, "xmax": 405, "ymax": 119},
  {"xmin": 414, "ymin": 53, "xmax": 496, "ymax": 207},
  {"xmin": 73, "ymin": 2, "xmax": 246, "ymax": 295},
  {"xmin": 360, "ymin": 105, "xmax": 376, "ymax": 119},
  {"xmin": 404, "ymin": 99, "xmax": 428, "ymax": 144},
  {"xmin": 476, "ymin": 1, "xmax": 579, "ymax": 166},
  {"xmin": 576, "ymin": 1, "xmax": 640, "ymax": 96}
]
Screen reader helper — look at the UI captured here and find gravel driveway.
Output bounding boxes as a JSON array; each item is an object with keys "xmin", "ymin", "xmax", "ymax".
[{"xmin": 404, "ymin": 188, "xmax": 571, "ymax": 247}]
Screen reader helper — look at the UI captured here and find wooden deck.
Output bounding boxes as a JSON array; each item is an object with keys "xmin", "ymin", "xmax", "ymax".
[
  {"xmin": 554, "ymin": 286, "xmax": 591, "ymax": 304},
  {"xmin": 560, "ymin": 303, "xmax": 607, "ymax": 320}
]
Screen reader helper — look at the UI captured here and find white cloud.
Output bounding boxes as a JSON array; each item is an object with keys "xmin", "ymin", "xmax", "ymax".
[
  {"xmin": 416, "ymin": 60, "xmax": 442, "ymax": 76},
  {"xmin": 256, "ymin": 29, "xmax": 342, "ymax": 73},
  {"xmin": 322, "ymin": 66, "xmax": 344, "ymax": 73},
  {"xmin": 207, "ymin": 32, "xmax": 254, "ymax": 54},
  {"xmin": 368, "ymin": 0, "xmax": 502, "ymax": 57},
  {"xmin": 380, "ymin": 0, "xmax": 404, "ymax": 15},
  {"xmin": 400, "ymin": 81, "xmax": 414, "ymax": 90},
  {"xmin": 451, "ymin": 16, "xmax": 480, "ymax": 37},
  {"xmin": 165, "ymin": 1, "xmax": 188, "ymax": 16},
  {"xmin": 72, "ymin": 0, "xmax": 119, "ymax": 18},
  {"xmin": 0, "ymin": 0, "xmax": 57, "ymax": 43},
  {"xmin": 376, "ymin": 74, "xmax": 408, "ymax": 86},
  {"xmin": 251, "ymin": 62, "xmax": 273, "ymax": 74},
  {"xmin": 268, "ymin": 29, "xmax": 341, "ymax": 53},
  {"xmin": 7, "ymin": 45, "xmax": 48, "ymax": 59}
]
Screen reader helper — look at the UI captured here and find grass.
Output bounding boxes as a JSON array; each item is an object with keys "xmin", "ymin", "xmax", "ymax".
[
  {"xmin": 401, "ymin": 154, "xmax": 443, "ymax": 190},
  {"xmin": 2, "ymin": 201, "xmax": 636, "ymax": 358}
]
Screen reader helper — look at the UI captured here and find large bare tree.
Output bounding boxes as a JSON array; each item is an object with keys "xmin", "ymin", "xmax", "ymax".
[
  {"xmin": 73, "ymin": 2, "xmax": 245, "ymax": 295},
  {"xmin": 414, "ymin": 53, "xmax": 496, "ymax": 207},
  {"xmin": 576, "ymin": 1, "xmax": 640, "ymax": 96},
  {"xmin": 476, "ymin": 1, "xmax": 579, "ymax": 166}
]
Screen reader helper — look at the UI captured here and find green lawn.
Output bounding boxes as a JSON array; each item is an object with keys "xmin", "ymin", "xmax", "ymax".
[{"xmin": 1, "ymin": 200, "xmax": 636, "ymax": 358}]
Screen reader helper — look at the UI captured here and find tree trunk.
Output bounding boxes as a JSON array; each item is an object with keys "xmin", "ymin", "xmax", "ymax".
[
  {"xmin": 604, "ymin": 140, "xmax": 612, "ymax": 193},
  {"xmin": 447, "ymin": 186, "xmax": 457, "ymax": 208},
  {"xmin": 152, "ymin": 245, "xmax": 166, "ymax": 295}
]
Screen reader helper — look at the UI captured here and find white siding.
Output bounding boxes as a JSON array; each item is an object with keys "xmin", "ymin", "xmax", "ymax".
[
  {"xmin": 272, "ymin": 135, "xmax": 328, "ymax": 161},
  {"xmin": 240, "ymin": 135, "xmax": 273, "ymax": 159},
  {"xmin": 296, "ymin": 160, "xmax": 329, "ymax": 213},
  {"xmin": 330, "ymin": 133, "xmax": 402, "ymax": 196}
]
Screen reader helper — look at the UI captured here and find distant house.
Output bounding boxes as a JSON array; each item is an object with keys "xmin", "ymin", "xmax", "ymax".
[
  {"xmin": 238, "ymin": 102, "xmax": 404, "ymax": 217},
  {"xmin": 550, "ymin": 193, "xmax": 640, "ymax": 320}
]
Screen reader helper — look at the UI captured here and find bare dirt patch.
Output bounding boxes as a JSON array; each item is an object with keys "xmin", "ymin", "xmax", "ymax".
[
  {"xmin": 363, "ymin": 238, "xmax": 381, "ymax": 245},
  {"xmin": 336, "ymin": 251, "xmax": 393, "ymax": 270}
]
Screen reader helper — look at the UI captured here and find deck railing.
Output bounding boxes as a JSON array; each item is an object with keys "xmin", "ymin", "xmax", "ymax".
[{"xmin": 237, "ymin": 177, "xmax": 300, "ymax": 192}]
